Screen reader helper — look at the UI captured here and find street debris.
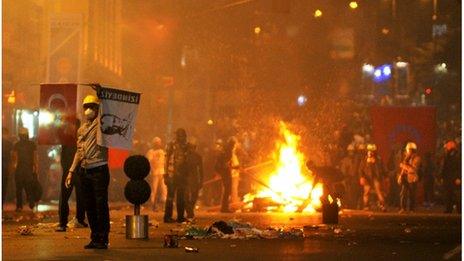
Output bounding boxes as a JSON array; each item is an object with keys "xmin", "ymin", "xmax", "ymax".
[
  {"xmin": 185, "ymin": 226, "xmax": 209, "ymax": 239},
  {"xmin": 183, "ymin": 220, "xmax": 305, "ymax": 240},
  {"xmin": 17, "ymin": 226, "xmax": 33, "ymax": 236},
  {"xmin": 184, "ymin": 246, "xmax": 199, "ymax": 253},
  {"xmin": 164, "ymin": 234, "xmax": 179, "ymax": 248},
  {"xmin": 404, "ymin": 228, "xmax": 412, "ymax": 233}
]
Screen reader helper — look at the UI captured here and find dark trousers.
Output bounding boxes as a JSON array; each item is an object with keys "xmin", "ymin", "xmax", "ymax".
[
  {"xmin": 15, "ymin": 175, "xmax": 34, "ymax": 209},
  {"xmin": 400, "ymin": 182, "xmax": 416, "ymax": 211},
  {"xmin": 423, "ymin": 176, "xmax": 434, "ymax": 204},
  {"xmin": 58, "ymin": 168, "xmax": 86, "ymax": 227},
  {"xmin": 186, "ymin": 185, "xmax": 200, "ymax": 218},
  {"xmin": 81, "ymin": 165, "xmax": 110, "ymax": 244},
  {"xmin": 164, "ymin": 182, "xmax": 186, "ymax": 221},
  {"xmin": 343, "ymin": 176, "xmax": 360, "ymax": 209},
  {"xmin": 387, "ymin": 174, "xmax": 400, "ymax": 207},
  {"xmin": 3, "ymin": 166, "xmax": 8, "ymax": 207},
  {"xmin": 221, "ymin": 173, "xmax": 232, "ymax": 211},
  {"xmin": 444, "ymin": 179, "xmax": 461, "ymax": 213}
]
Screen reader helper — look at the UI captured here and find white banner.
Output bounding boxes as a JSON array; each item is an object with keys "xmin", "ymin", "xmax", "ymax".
[{"xmin": 97, "ymin": 86, "xmax": 140, "ymax": 150}]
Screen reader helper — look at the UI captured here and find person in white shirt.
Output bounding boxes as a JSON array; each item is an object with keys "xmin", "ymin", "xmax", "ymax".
[{"xmin": 146, "ymin": 137, "xmax": 166, "ymax": 211}]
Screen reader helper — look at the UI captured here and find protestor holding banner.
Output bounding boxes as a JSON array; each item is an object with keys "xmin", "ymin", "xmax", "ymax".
[{"xmin": 66, "ymin": 94, "xmax": 110, "ymax": 249}]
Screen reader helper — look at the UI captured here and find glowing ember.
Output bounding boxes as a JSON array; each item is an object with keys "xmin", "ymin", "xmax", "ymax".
[{"xmin": 244, "ymin": 121, "xmax": 323, "ymax": 213}]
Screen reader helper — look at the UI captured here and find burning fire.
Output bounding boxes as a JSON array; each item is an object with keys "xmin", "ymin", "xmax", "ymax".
[{"xmin": 244, "ymin": 121, "xmax": 323, "ymax": 213}]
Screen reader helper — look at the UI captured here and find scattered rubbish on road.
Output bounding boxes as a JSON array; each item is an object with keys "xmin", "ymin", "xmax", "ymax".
[
  {"xmin": 230, "ymin": 244, "xmax": 237, "ymax": 248},
  {"xmin": 182, "ymin": 220, "xmax": 305, "ymax": 240},
  {"xmin": 185, "ymin": 226, "xmax": 209, "ymax": 239},
  {"xmin": 303, "ymin": 225, "xmax": 320, "ymax": 230},
  {"xmin": 17, "ymin": 226, "xmax": 33, "ymax": 235},
  {"xmin": 64, "ymin": 236, "xmax": 83, "ymax": 239},
  {"xmin": 404, "ymin": 228, "xmax": 412, "ymax": 233},
  {"xmin": 184, "ymin": 246, "xmax": 199, "ymax": 253},
  {"xmin": 164, "ymin": 234, "xmax": 179, "ymax": 248},
  {"xmin": 333, "ymin": 228, "xmax": 342, "ymax": 234},
  {"xmin": 208, "ymin": 221, "xmax": 234, "ymax": 234}
]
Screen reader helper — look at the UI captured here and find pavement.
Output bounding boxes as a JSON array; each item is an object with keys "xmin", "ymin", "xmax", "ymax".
[{"xmin": 1, "ymin": 203, "xmax": 462, "ymax": 260}]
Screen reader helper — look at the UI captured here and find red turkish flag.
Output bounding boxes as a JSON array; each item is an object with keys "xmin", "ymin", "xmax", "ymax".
[
  {"xmin": 108, "ymin": 148, "xmax": 130, "ymax": 169},
  {"xmin": 38, "ymin": 84, "xmax": 77, "ymax": 145},
  {"xmin": 371, "ymin": 106, "xmax": 437, "ymax": 161}
]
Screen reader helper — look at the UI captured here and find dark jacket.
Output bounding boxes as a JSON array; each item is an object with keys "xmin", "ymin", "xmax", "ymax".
[
  {"xmin": 187, "ymin": 151, "xmax": 204, "ymax": 188},
  {"xmin": 214, "ymin": 149, "xmax": 231, "ymax": 177},
  {"xmin": 359, "ymin": 155, "xmax": 385, "ymax": 181},
  {"xmin": 441, "ymin": 149, "xmax": 461, "ymax": 181}
]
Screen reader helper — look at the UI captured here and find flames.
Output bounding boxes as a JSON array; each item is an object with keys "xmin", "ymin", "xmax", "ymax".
[{"xmin": 243, "ymin": 121, "xmax": 323, "ymax": 213}]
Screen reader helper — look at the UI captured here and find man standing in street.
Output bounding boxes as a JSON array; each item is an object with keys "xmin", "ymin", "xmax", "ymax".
[
  {"xmin": 12, "ymin": 127, "xmax": 38, "ymax": 212},
  {"xmin": 66, "ymin": 94, "xmax": 110, "ymax": 249},
  {"xmin": 359, "ymin": 144, "xmax": 386, "ymax": 212},
  {"xmin": 164, "ymin": 128, "xmax": 190, "ymax": 223},
  {"xmin": 146, "ymin": 137, "xmax": 166, "ymax": 211},
  {"xmin": 398, "ymin": 142, "xmax": 421, "ymax": 213},
  {"xmin": 56, "ymin": 119, "xmax": 88, "ymax": 232},
  {"xmin": 340, "ymin": 144, "xmax": 360, "ymax": 209},
  {"xmin": 186, "ymin": 138, "xmax": 203, "ymax": 220},
  {"xmin": 215, "ymin": 138, "xmax": 237, "ymax": 213},
  {"xmin": 229, "ymin": 137, "xmax": 241, "ymax": 205},
  {"xmin": 2, "ymin": 128, "xmax": 13, "ymax": 210},
  {"xmin": 440, "ymin": 140, "xmax": 461, "ymax": 213}
]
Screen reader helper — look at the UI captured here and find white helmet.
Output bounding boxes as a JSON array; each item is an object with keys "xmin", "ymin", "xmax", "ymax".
[
  {"xmin": 405, "ymin": 142, "xmax": 417, "ymax": 151},
  {"xmin": 347, "ymin": 144, "xmax": 355, "ymax": 151},
  {"xmin": 366, "ymin": 143, "xmax": 377, "ymax": 151}
]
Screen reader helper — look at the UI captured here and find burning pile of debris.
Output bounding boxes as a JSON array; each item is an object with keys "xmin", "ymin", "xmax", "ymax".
[{"xmin": 242, "ymin": 122, "xmax": 324, "ymax": 213}]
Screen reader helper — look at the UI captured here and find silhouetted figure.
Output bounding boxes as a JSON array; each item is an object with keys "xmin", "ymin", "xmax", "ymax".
[
  {"xmin": 164, "ymin": 128, "xmax": 191, "ymax": 223},
  {"xmin": 12, "ymin": 127, "xmax": 38, "ymax": 211}
]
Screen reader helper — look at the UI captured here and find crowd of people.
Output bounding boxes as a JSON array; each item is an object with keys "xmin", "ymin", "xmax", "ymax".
[
  {"xmin": 1, "ymin": 93, "xmax": 461, "ymax": 250},
  {"xmin": 141, "ymin": 128, "xmax": 461, "ymax": 217}
]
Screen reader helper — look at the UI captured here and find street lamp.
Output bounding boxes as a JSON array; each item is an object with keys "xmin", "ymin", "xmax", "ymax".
[
  {"xmin": 349, "ymin": 1, "xmax": 358, "ymax": 9},
  {"xmin": 297, "ymin": 95, "xmax": 307, "ymax": 106},
  {"xmin": 254, "ymin": 26, "xmax": 261, "ymax": 35},
  {"xmin": 7, "ymin": 91, "xmax": 15, "ymax": 104},
  {"xmin": 314, "ymin": 9, "xmax": 322, "ymax": 18}
]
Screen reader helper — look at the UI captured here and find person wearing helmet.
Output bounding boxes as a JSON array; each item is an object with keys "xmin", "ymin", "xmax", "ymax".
[
  {"xmin": 164, "ymin": 128, "xmax": 191, "ymax": 223},
  {"xmin": 215, "ymin": 137, "xmax": 239, "ymax": 213},
  {"xmin": 440, "ymin": 140, "xmax": 461, "ymax": 213},
  {"xmin": 146, "ymin": 137, "xmax": 166, "ymax": 211},
  {"xmin": 185, "ymin": 138, "xmax": 204, "ymax": 220},
  {"xmin": 398, "ymin": 142, "xmax": 421, "ymax": 213},
  {"xmin": 66, "ymin": 94, "xmax": 110, "ymax": 249},
  {"xmin": 11, "ymin": 127, "xmax": 38, "ymax": 211},
  {"xmin": 340, "ymin": 144, "xmax": 360, "ymax": 209},
  {"xmin": 359, "ymin": 144, "xmax": 386, "ymax": 211}
]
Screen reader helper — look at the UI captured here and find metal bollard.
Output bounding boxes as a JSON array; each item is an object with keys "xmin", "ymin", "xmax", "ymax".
[{"xmin": 126, "ymin": 215, "xmax": 149, "ymax": 239}]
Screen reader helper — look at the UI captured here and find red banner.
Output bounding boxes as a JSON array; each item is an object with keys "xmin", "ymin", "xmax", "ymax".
[
  {"xmin": 108, "ymin": 148, "xmax": 130, "ymax": 169},
  {"xmin": 371, "ymin": 106, "xmax": 437, "ymax": 161},
  {"xmin": 38, "ymin": 84, "xmax": 77, "ymax": 145}
]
